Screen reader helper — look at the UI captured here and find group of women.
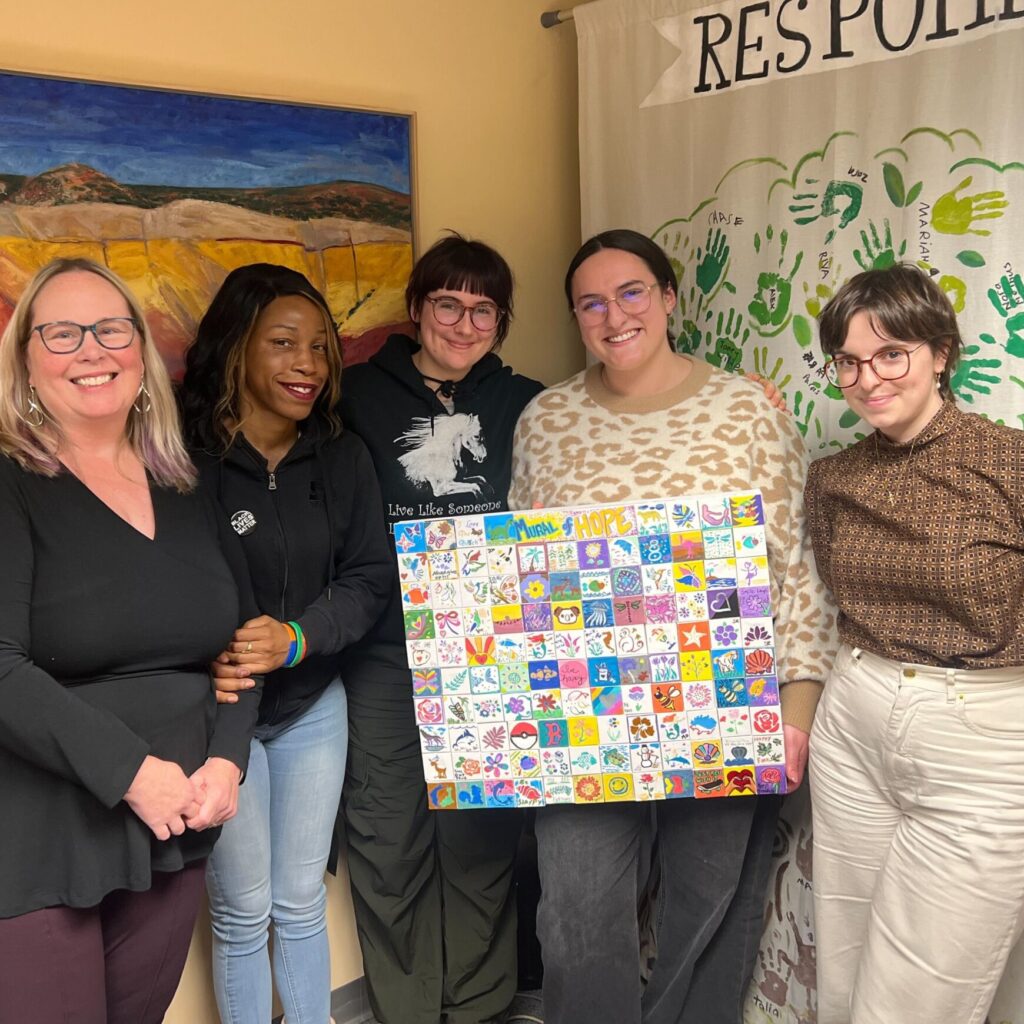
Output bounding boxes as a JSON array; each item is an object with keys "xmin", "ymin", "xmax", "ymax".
[{"xmin": 0, "ymin": 223, "xmax": 1021, "ymax": 1024}]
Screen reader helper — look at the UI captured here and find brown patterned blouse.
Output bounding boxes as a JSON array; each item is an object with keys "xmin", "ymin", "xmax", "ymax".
[{"xmin": 804, "ymin": 400, "xmax": 1024, "ymax": 667}]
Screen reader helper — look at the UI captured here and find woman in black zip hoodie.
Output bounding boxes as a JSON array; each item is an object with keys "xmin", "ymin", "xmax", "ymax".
[
  {"xmin": 180, "ymin": 264, "xmax": 394, "ymax": 1024},
  {"xmin": 338, "ymin": 235, "xmax": 545, "ymax": 1024}
]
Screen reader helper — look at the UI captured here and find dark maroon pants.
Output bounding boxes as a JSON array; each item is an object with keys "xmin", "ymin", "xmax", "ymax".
[{"xmin": 0, "ymin": 860, "xmax": 205, "ymax": 1024}]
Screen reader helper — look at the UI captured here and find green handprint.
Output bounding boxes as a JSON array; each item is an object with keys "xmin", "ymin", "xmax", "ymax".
[
  {"xmin": 752, "ymin": 346, "xmax": 792, "ymax": 391},
  {"xmin": 791, "ymin": 390, "xmax": 821, "ymax": 439},
  {"xmin": 695, "ymin": 228, "xmax": 731, "ymax": 296},
  {"xmin": 952, "ymin": 333, "xmax": 1002, "ymax": 404},
  {"xmin": 1010, "ymin": 377, "xmax": 1024, "ymax": 429},
  {"xmin": 803, "ymin": 261, "xmax": 843, "ymax": 319},
  {"xmin": 985, "ymin": 274, "xmax": 1024, "ymax": 358},
  {"xmin": 790, "ymin": 179, "xmax": 864, "ymax": 244},
  {"xmin": 987, "ymin": 273, "xmax": 1024, "ymax": 316},
  {"xmin": 997, "ymin": 313, "xmax": 1024, "ymax": 359},
  {"xmin": 938, "ymin": 274, "xmax": 967, "ymax": 313},
  {"xmin": 660, "ymin": 230, "xmax": 691, "ymax": 322},
  {"xmin": 674, "ymin": 317, "xmax": 704, "ymax": 356},
  {"xmin": 931, "ymin": 176, "xmax": 1008, "ymax": 236},
  {"xmin": 705, "ymin": 309, "xmax": 749, "ymax": 373},
  {"xmin": 748, "ymin": 226, "xmax": 804, "ymax": 337},
  {"xmin": 853, "ymin": 218, "xmax": 907, "ymax": 271}
]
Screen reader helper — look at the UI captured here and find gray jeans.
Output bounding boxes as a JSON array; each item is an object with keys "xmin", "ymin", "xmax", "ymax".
[{"xmin": 536, "ymin": 794, "xmax": 780, "ymax": 1024}]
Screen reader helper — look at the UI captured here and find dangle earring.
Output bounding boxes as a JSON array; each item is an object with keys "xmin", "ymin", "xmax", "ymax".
[
  {"xmin": 133, "ymin": 376, "xmax": 152, "ymax": 415},
  {"xmin": 23, "ymin": 384, "xmax": 45, "ymax": 427}
]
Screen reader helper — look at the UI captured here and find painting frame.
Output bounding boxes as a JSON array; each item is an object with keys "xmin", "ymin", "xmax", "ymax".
[{"xmin": 0, "ymin": 68, "xmax": 418, "ymax": 373}]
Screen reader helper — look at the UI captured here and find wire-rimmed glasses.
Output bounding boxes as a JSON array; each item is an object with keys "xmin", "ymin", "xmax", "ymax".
[{"xmin": 573, "ymin": 282, "xmax": 659, "ymax": 325}]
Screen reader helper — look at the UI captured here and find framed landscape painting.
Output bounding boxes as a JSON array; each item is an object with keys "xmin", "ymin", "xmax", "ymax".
[{"xmin": 0, "ymin": 70, "xmax": 415, "ymax": 373}]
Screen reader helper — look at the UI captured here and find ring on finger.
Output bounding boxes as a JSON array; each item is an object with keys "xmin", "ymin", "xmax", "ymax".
[{"xmin": 245, "ymin": 641, "xmax": 253, "ymax": 654}]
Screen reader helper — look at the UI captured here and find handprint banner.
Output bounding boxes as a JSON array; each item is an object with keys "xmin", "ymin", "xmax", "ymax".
[
  {"xmin": 395, "ymin": 491, "xmax": 786, "ymax": 810},
  {"xmin": 576, "ymin": 0, "xmax": 1024, "ymax": 453},
  {"xmin": 575, "ymin": 3, "xmax": 1024, "ymax": 1019}
]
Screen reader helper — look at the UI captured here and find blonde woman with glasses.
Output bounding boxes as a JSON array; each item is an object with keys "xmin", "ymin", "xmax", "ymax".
[{"xmin": 0, "ymin": 258, "xmax": 260, "ymax": 1024}]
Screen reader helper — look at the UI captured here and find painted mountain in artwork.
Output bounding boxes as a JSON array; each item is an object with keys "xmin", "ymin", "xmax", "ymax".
[
  {"xmin": 0, "ymin": 162, "xmax": 414, "ymax": 370},
  {"xmin": 0, "ymin": 161, "xmax": 411, "ymax": 228}
]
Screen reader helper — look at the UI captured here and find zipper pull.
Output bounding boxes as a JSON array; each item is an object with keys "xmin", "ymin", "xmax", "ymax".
[{"xmin": 268, "ymin": 471, "xmax": 277, "ymax": 491}]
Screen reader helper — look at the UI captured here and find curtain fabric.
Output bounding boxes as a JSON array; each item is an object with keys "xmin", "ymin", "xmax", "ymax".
[{"xmin": 575, "ymin": 2, "xmax": 1024, "ymax": 1020}]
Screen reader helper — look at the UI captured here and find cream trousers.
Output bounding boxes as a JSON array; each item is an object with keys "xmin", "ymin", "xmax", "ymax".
[{"xmin": 809, "ymin": 644, "xmax": 1024, "ymax": 1024}]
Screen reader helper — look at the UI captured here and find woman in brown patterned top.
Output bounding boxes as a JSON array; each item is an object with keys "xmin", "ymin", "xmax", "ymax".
[{"xmin": 805, "ymin": 263, "xmax": 1024, "ymax": 1024}]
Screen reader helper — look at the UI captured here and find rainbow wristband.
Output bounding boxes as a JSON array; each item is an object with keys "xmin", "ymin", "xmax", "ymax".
[
  {"xmin": 285, "ymin": 620, "xmax": 306, "ymax": 668},
  {"xmin": 283, "ymin": 622, "xmax": 298, "ymax": 667}
]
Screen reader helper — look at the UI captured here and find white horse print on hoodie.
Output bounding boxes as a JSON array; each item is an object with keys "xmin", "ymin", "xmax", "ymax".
[{"xmin": 396, "ymin": 414, "xmax": 488, "ymax": 496}]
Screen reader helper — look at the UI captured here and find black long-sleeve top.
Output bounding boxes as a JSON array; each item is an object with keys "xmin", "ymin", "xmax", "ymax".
[
  {"xmin": 192, "ymin": 423, "xmax": 395, "ymax": 726},
  {"xmin": 0, "ymin": 455, "xmax": 260, "ymax": 919}
]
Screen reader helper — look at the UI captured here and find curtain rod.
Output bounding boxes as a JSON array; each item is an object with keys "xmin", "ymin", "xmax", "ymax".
[{"xmin": 540, "ymin": 8, "xmax": 575, "ymax": 27}]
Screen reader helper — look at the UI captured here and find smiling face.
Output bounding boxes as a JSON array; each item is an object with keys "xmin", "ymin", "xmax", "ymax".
[
  {"xmin": 412, "ymin": 288, "xmax": 500, "ymax": 382},
  {"xmin": 569, "ymin": 248, "xmax": 677, "ymax": 377},
  {"xmin": 26, "ymin": 269, "xmax": 144, "ymax": 436},
  {"xmin": 837, "ymin": 310, "xmax": 946, "ymax": 443},
  {"xmin": 240, "ymin": 295, "xmax": 332, "ymax": 430}
]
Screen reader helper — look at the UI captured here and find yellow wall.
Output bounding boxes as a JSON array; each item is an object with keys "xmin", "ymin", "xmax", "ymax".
[
  {"xmin": 0, "ymin": 2, "xmax": 584, "ymax": 1019},
  {"xmin": 0, "ymin": 0, "xmax": 586, "ymax": 385}
]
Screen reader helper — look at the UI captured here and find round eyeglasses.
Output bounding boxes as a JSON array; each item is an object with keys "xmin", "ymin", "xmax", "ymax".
[
  {"xmin": 424, "ymin": 296, "xmax": 502, "ymax": 332},
  {"xmin": 823, "ymin": 342, "xmax": 930, "ymax": 388},
  {"xmin": 32, "ymin": 318, "xmax": 139, "ymax": 355},
  {"xmin": 573, "ymin": 282, "xmax": 659, "ymax": 326}
]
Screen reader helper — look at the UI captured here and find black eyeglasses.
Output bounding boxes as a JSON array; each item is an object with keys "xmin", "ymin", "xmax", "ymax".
[
  {"xmin": 424, "ymin": 296, "xmax": 502, "ymax": 332},
  {"xmin": 823, "ymin": 342, "xmax": 929, "ymax": 388},
  {"xmin": 32, "ymin": 318, "xmax": 139, "ymax": 355},
  {"xmin": 573, "ymin": 283, "xmax": 659, "ymax": 325}
]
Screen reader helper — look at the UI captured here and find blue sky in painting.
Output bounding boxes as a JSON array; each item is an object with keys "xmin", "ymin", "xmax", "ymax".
[{"xmin": 0, "ymin": 72, "xmax": 411, "ymax": 193}]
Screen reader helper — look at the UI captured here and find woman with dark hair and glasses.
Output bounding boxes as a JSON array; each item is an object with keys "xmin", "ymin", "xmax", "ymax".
[
  {"xmin": 181, "ymin": 264, "xmax": 394, "ymax": 1024},
  {"xmin": 805, "ymin": 263, "xmax": 1024, "ymax": 1024},
  {"xmin": 334, "ymin": 233, "xmax": 545, "ymax": 1024},
  {"xmin": 0, "ymin": 259, "xmax": 260, "ymax": 1022},
  {"xmin": 508, "ymin": 229, "xmax": 833, "ymax": 1024}
]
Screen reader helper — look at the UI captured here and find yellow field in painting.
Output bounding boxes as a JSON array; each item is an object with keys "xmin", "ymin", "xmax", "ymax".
[{"xmin": 0, "ymin": 237, "xmax": 412, "ymax": 373}]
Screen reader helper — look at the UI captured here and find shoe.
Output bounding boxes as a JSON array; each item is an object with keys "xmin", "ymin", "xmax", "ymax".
[{"xmin": 504, "ymin": 989, "xmax": 543, "ymax": 1023}]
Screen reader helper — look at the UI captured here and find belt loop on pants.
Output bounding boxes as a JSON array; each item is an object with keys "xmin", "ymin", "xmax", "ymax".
[{"xmin": 946, "ymin": 667, "xmax": 958, "ymax": 705}]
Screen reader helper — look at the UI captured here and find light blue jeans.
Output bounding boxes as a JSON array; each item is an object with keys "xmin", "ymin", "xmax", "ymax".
[{"xmin": 207, "ymin": 678, "xmax": 347, "ymax": 1024}]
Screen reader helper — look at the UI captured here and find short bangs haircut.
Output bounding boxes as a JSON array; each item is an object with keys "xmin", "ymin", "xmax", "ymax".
[
  {"xmin": 818, "ymin": 263, "xmax": 962, "ymax": 398},
  {"xmin": 406, "ymin": 232, "xmax": 514, "ymax": 346},
  {"xmin": 563, "ymin": 229, "xmax": 678, "ymax": 311}
]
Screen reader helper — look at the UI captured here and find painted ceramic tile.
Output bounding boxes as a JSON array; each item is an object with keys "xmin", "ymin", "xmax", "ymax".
[{"xmin": 395, "ymin": 490, "xmax": 785, "ymax": 807}]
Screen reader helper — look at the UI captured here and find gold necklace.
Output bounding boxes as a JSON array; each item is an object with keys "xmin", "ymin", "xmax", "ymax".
[{"xmin": 874, "ymin": 432, "xmax": 919, "ymax": 507}]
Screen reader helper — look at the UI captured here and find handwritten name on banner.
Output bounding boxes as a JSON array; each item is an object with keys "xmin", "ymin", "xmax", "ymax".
[{"xmin": 642, "ymin": 0, "xmax": 1024, "ymax": 107}]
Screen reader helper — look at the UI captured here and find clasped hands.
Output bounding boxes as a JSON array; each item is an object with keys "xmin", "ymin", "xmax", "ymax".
[
  {"xmin": 123, "ymin": 754, "xmax": 241, "ymax": 839},
  {"xmin": 210, "ymin": 614, "xmax": 293, "ymax": 704}
]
